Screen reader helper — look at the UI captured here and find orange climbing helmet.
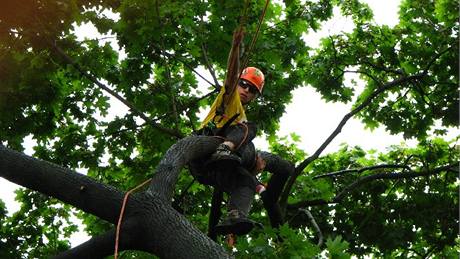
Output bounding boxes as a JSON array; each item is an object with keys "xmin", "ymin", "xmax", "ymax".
[{"xmin": 240, "ymin": 67, "xmax": 265, "ymax": 94}]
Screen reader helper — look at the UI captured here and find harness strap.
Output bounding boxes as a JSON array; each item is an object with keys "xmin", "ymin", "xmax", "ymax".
[{"xmin": 215, "ymin": 113, "xmax": 240, "ymax": 136}]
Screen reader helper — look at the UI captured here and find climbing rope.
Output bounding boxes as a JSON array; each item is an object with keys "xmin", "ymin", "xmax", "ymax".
[
  {"xmin": 216, "ymin": 0, "xmax": 270, "ymax": 129},
  {"xmin": 221, "ymin": 0, "xmax": 270, "ymax": 120},
  {"xmin": 114, "ymin": 178, "xmax": 152, "ymax": 259},
  {"xmin": 241, "ymin": 0, "xmax": 270, "ymax": 71}
]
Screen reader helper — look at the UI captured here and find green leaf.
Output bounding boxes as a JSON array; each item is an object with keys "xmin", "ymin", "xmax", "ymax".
[{"xmin": 326, "ymin": 235, "xmax": 350, "ymax": 259}]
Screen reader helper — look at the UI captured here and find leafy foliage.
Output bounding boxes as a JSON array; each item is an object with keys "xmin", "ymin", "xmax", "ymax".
[
  {"xmin": 233, "ymin": 224, "xmax": 321, "ymax": 258},
  {"xmin": 289, "ymin": 138, "xmax": 458, "ymax": 257},
  {"xmin": 0, "ymin": 190, "xmax": 75, "ymax": 258},
  {"xmin": 0, "ymin": 0, "xmax": 457, "ymax": 257}
]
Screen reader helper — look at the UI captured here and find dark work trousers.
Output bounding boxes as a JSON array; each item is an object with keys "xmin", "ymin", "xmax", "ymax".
[
  {"xmin": 212, "ymin": 165, "xmax": 257, "ymax": 216},
  {"xmin": 191, "ymin": 121, "xmax": 259, "ymax": 216},
  {"xmin": 214, "ymin": 122, "xmax": 258, "ymax": 215}
]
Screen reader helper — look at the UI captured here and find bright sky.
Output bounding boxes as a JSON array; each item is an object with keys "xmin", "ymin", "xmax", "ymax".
[
  {"xmin": 1, "ymin": 0, "xmax": 425, "ymax": 248},
  {"xmin": 255, "ymin": 0, "xmax": 404, "ymax": 154}
]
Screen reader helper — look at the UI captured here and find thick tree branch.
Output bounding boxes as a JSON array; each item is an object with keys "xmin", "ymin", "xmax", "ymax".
[
  {"xmin": 53, "ymin": 228, "xmax": 119, "ymax": 258},
  {"xmin": 0, "ymin": 144, "xmax": 124, "ymax": 224},
  {"xmin": 0, "ymin": 141, "xmax": 232, "ymax": 258},
  {"xmin": 55, "ymin": 192, "xmax": 232, "ymax": 258},
  {"xmin": 289, "ymin": 164, "xmax": 458, "ymax": 208},
  {"xmin": 149, "ymin": 135, "xmax": 222, "ymax": 201}
]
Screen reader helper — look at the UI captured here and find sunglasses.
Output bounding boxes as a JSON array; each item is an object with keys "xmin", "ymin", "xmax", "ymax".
[{"xmin": 238, "ymin": 79, "xmax": 259, "ymax": 95}]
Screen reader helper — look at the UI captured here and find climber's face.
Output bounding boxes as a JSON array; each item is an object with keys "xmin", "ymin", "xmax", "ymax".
[{"xmin": 238, "ymin": 79, "xmax": 258, "ymax": 105}]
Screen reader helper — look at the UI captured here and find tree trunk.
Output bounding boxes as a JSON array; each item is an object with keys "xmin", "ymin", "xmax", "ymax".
[{"xmin": 0, "ymin": 136, "xmax": 232, "ymax": 258}]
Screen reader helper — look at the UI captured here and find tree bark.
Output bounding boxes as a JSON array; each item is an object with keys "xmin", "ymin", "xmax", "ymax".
[
  {"xmin": 0, "ymin": 144, "xmax": 124, "ymax": 224},
  {"xmin": 0, "ymin": 136, "xmax": 232, "ymax": 258}
]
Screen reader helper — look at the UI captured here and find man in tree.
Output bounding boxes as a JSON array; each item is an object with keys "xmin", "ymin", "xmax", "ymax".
[
  {"xmin": 191, "ymin": 27, "xmax": 266, "ymax": 236},
  {"xmin": 198, "ymin": 66, "xmax": 265, "ymax": 236}
]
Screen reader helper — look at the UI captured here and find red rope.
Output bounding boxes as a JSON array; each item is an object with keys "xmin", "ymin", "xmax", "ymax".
[
  {"xmin": 234, "ymin": 122, "xmax": 249, "ymax": 151},
  {"xmin": 227, "ymin": 0, "xmax": 271, "ymax": 105},
  {"xmin": 114, "ymin": 178, "xmax": 152, "ymax": 259},
  {"xmin": 227, "ymin": 233, "xmax": 236, "ymax": 248},
  {"xmin": 240, "ymin": 0, "xmax": 270, "ymax": 72}
]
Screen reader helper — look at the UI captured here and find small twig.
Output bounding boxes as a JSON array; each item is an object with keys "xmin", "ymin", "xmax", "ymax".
[
  {"xmin": 385, "ymin": 155, "xmax": 416, "ymax": 195},
  {"xmin": 423, "ymin": 245, "xmax": 438, "ymax": 258},
  {"xmin": 362, "ymin": 60, "xmax": 404, "ymax": 75},
  {"xmin": 165, "ymin": 58, "xmax": 180, "ymax": 132},
  {"xmin": 334, "ymin": 164, "xmax": 457, "ymax": 202},
  {"xmin": 77, "ymin": 36, "xmax": 117, "ymax": 44},
  {"xmin": 161, "ymin": 51, "xmax": 215, "ymax": 86},
  {"xmin": 154, "ymin": 0, "xmax": 180, "ymax": 131},
  {"xmin": 32, "ymin": 11, "xmax": 182, "ymax": 138},
  {"xmin": 196, "ymin": 1, "xmax": 220, "ymax": 90},
  {"xmin": 201, "ymin": 43, "xmax": 221, "ymax": 89},
  {"xmin": 408, "ymin": 248, "xmax": 425, "ymax": 257},
  {"xmin": 343, "ymin": 69, "xmax": 384, "ymax": 87},
  {"xmin": 84, "ymin": 87, "xmax": 219, "ymax": 143},
  {"xmin": 299, "ymin": 208, "xmax": 323, "ymax": 247},
  {"xmin": 313, "ymin": 164, "xmax": 412, "ymax": 179},
  {"xmin": 422, "ymin": 45, "xmax": 453, "ymax": 74}
]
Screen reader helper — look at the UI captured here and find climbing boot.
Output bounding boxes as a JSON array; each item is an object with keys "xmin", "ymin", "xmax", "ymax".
[
  {"xmin": 205, "ymin": 143, "xmax": 241, "ymax": 170},
  {"xmin": 214, "ymin": 209, "xmax": 255, "ymax": 235}
]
